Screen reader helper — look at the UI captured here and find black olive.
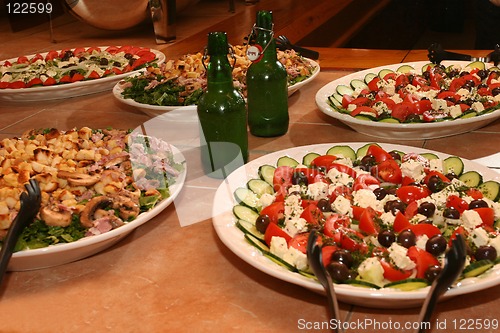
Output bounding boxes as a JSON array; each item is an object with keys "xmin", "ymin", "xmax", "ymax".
[
  {"xmin": 398, "ymin": 229, "xmax": 416, "ymax": 248},
  {"xmin": 326, "ymin": 262, "xmax": 350, "ymax": 282},
  {"xmin": 377, "ymin": 230, "xmax": 396, "ymax": 248},
  {"xmin": 316, "ymin": 198, "xmax": 331, "ymax": 212},
  {"xmin": 475, "ymin": 245, "xmax": 497, "ymax": 261},
  {"xmin": 405, "ymin": 114, "xmax": 421, "ymax": 123},
  {"xmin": 124, "ymin": 53, "xmax": 134, "ymax": 60},
  {"xmin": 445, "ymin": 172, "xmax": 457, "ymax": 180},
  {"xmin": 359, "ymin": 154, "xmax": 376, "ymax": 170},
  {"xmin": 425, "ymin": 265, "xmax": 442, "ymax": 283},
  {"xmin": 476, "ymin": 69, "xmax": 488, "ymax": 80},
  {"xmin": 113, "ymin": 61, "xmax": 121, "ymax": 67},
  {"xmin": 389, "ymin": 151, "xmax": 401, "ymax": 161},
  {"xmin": 373, "ymin": 187, "xmax": 387, "ymax": 200},
  {"xmin": 427, "ymin": 175, "xmax": 448, "ymax": 193},
  {"xmin": 255, "ymin": 215, "xmax": 270, "ymax": 234},
  {"xmin": 292, "ymin": 170, "xmax": 308, "ymax": 186},
  {"xmin": 493, "ymin": 87, "xmax": 500, "ymax": 97},
  {"xmin": 384, "ymin": 199, "xmax": 406, "ymax": 215},
  {"xmin": 443, "ymin": 207, "xmax": 460, "ymax": 219},
  {"xmin": 331, "ymin": 249, "xmax": 354, "ymax": 268},
  {"xmin": 418, "ymin": 202, "xmax": 436, "ymax": 217},
  {"xmin": 469, "ymin": 199, "xmax": 488, "ymax": 209},
  {"xmin": 99, "ymin": 58, "xmax": 109, "ymax": 66},
  {"xmin": 426, "ymin": 235, "xmax": 447, "ymax": 256},
  {"xmin": 129, "ymin": 58, "xmax": 136, "ymax": 66},
  {"xmin": 69, "ymin": 69, "xmax": 78, "ymax": 77},
  {"xmin": 79, "ymin": 56, "xmax": 87, "ymax": 62}
]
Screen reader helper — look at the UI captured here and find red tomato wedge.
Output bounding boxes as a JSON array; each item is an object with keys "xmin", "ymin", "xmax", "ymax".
[
  {"xmin": 359, "ymin": 206, "xmax": 380, "ymax": 235},
  {"xmin": 273, "ymin": 166, "xmax": 294, "ymax": 201},
  {"xmin": 264, "ymin": 222, "xmax": 291, "ymax": 247},
  {"xmin": 380, "ymin": 260, "xmax": 413, "ymax": 282},
  {"xmin": 407, "ymin": 246, "xmax": 439, "ymax": 279}
]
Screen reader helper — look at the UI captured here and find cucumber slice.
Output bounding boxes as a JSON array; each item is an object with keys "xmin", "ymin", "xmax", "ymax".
[
  {"xmin": 332, "ymin": 92, "xmax": 343, "ymax": 104},
  {"xmin": 458, "ymin": 170, "xmax": 483, "ymax": 187},
  {"xmin": 354, "ymin": 115, "xmax": 376, "ymax": 121},
  {"xmin": 478, "ymin": 180, "xmax": 500, "ymax": 202},
  {"xmin": 277, "ymin": 156, "xmax": 299, "ymax": 167},
  {"xmin": 326, "ymin": 145, "xmax": 356, "ymax": 161},
  {"xmin": 356, "ymin": 143, "xmax": 378, "ymax": 159},
  {"xmin": 384, "ymin": 278, "xmax": 429, "ymax": 291},
  {"xmin": 233, "ymin": 205, "xmax": 259, "ymax": 224},
  {"xmin": 245, "ymin": 233, "xmax": 270, "ymax": 253},
  {"xmin": 344, "ymin": 279, "xmax": 380, "ymax": 289},
  {"xmin": 234, "ymin": 187, "xmax": 259, "ymax": 210},
  {"xmin": 336, "ymin": 84, "xmax": 354, "ymax": 96},
  {"xmin": 378, "ymin": 68, "xmax": 394, "ymax": 79},
  {"xmin": 236, "ymin": 219, "xmax": 265, "ymax": 242},
  {"xmin": 247, "ymin": 178, "xmax": 274, "ymax": 197},
  {"xmin": 350, "ymin": 79, "xmax": 368, "ymax": 90},
  {"xmin": 420, "ymin": 153, "xmax": 439, "ymax": 160},
  {"xmin": 465, "ymin": 61, "xmax": 486, "ymax": 71},
  {"xmin": 462, "ymin": 259, "xmax": 494, "ymax": 278},
  {"xmin": 421, "ymin": 63, "xmax": 435, "ymax": 73},
  {"xmin": 298, "ymin": 270, "xmax": 316, "ymax": 279},
  {"xmin": 442, "ymin": 156, "xmax": 464, "ymax": 176},
  {"xmin": 460, "ymin": 111, "xmax": 477, "ymax": 119},
  {"xmin": 264, "ymin": 252, "xmax": 298, "ymax": 272},
  {"xmin": 364, "ymin": 72, "xmax": 377, "ymax": 84},
  {"xmin": 258, "ymin": 165, "xmax": 276, "ymax": 185},
  {"xmin": 396, "ymin": 64, "xmax": 414, "ymax": 73},
  {"xmin": 302, "ymin": 152, "xmax": 320, "ymax": 167},
  {"xmin": 378, "ymin": 117, "xmax": 400, "ymax": 123},
  {"xmin": 328, "ymin": 95, "xmax": 341, "ymax": 108}
]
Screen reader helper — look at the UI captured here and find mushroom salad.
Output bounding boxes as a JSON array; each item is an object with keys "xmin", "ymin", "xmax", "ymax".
[{"xmin": 0, "ymin": 127, "xmax": 183, "ymax": 251}]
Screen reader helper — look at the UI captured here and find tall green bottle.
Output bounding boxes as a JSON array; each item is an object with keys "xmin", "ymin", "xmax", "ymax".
[
  {"xmin": 246, "ymin": 10, "xmax": 289, "ymax": 137},
  {"xmin": 197, "ymin": 32, "xmax": 249, "ymax": 178}
]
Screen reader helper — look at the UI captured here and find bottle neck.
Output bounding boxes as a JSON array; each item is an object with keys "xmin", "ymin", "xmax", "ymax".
[
  {"xmin": 206, "ymin": 55, "xmax": 233, "ymax": 88},
  {"xmin": 254, "ymin": 27, "xmax": 277, "ymax": 60}
]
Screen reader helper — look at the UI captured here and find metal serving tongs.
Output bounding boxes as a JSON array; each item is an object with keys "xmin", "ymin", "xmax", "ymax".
[
  {"xmin": 0, "ymin": 179, "xmax": 41, "ymax": 285},
  {"xmin": 307, "ymin": 230, "xmax": 340, "ymax": 332},
  {"xmin": 415, "ymin": 234, "xmax": 467, "ymax": 333},
  {"xmin": 428, "ymin": 43, "xmax": 500, "ymax": 66}
]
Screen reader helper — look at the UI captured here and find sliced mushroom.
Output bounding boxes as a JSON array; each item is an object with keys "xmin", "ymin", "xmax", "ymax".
[
  {"xmin": 40, "ymin": 206, "xmax": 72, "ymax": 227},
  {"xmin": 57, "ymin": 170, "xmax": 101, "ymax": 187},
  {"xmin": 80, "ymin": 196, "xmax": 113, "ymax": 228}
]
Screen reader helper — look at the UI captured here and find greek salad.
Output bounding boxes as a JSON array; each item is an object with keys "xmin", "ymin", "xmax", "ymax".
[
  {"xmin": 327, "ymin": 61, "xmax": 500, "ymax": 123},
  {"xmin": 0, "ymin": 46, "xmax": 160, "ymax": 89},
  {"xmin": 232, "ymin": 143, "xmax": 500, "ymax": 290}
]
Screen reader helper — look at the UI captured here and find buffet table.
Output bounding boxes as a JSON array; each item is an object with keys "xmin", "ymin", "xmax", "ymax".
[{"xmin": 0, "ymin": 34, "xmax": 499, "ymax": 332}]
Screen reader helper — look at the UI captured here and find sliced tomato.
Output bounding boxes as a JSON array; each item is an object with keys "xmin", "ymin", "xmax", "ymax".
[
  {"xmin": 17, "ymin": 56, "xmax": 29, "ymax": 64},
  {"xmin": 449, "ymin": 226, "xmax": 467, "ymax": 247},
  {"xmin": 86, "ymin": 46, "xmax": 101, "ymax": 54},
  {"xmin": 273, "ymin": 166, "xmax": 294, "ymax": 201},
  {"xmin": 8, "ymin": 81, "xmax": 26, "ymax": 89},
  {"xmin": 43, "ymin": 77, "xmax": 57, "ymax": 86},
  {"xmin": 407, "ymin": 246, "xmax": 440, "ymax": 279},
  {"xmin": 105, "ymin": 46, "xmax": 121, "ymax": 54},
  {"xmin": 328, "ymin": 185, "xmax": 352, "ymax": 203},
  {"xmin": 130, "ymin": 52, "xmax": 156, "ymax": 69},
  {"xmin": 323, "ymin": 213, "xmax": 351, "ymax": 238},
  {"xmin": 111, "ymin": 67, "xmax": 123, "ymax": 75},
  {"xmin": 289, "ymin": 232, "xmax": 312, "ymax": 254},
  {"xmin": 393, "ymin": 211, "xmax": 412, "ymax": 232},
  {"xmin": 423, "ymin": 170, "xmax": 450, "ymax": 185},
  {"xmin": 310, "ymin": 155, "xmax": 337, "ymax": 169},
  {"xmin": 473, "ymin": 207, "xmax": 495, "ymax": 227},
  {"xmin": 45, "ymin": 50, "xmax": 59, "ymax": 61},
  {"xmin": 373, "ymin": 159, "xmax": 402, "ymax": 184},
  {"xmin": 380, "ymin": 260, "xmax": 413, "ymax": 282},
  {"xmin": 294, "ymin": 167, "xmax": 327, "ymax": 184},
  {"xmin": 26, "ymin": 78, "xmax": 43, "ymax": 87},
  {"xmin": 375, "ymin": 97, "xmax": 396, "ymax": 110},
  {"xmin": 358, "ymin": 206, "xmax": 380, "ymax": 235},
  {"xmin": 396, "ymin": 185, "xmax": 431, "ymax": 204},
  {"xmin": 0, "ymin": 82, "xmax": 9, "ymax": 89},
  {"xmin": 30, "ymin": 54, "xmax": 43, "ymax": 63},
  {"xmin": 352, "ymin": 174, "xmax": 380, "ymax": 191},
  {"xmin": 71, "ymin": 73, "xmax": 85, "ymax": 82},
  {"xmin": 368, "ymin": 76, "xmax": 380, "ymax": 91},
  {"xmin": 391, "ymin": 102, "xmax": 417, "ymax": 122},
  {"xmin": 401, "ymin": 176, "xmax": 416, "ymax": 186},
  {"xmin": 383, "ymin": 72, "xmax": 397, "ymax": 81},
  {"xmin": 404, "ymin": 201, "xmax": 419, "ymax": 219},
  {"xmin": 259, "ymin": 201, "xmax": 285, "ymax": 225},
  {"xmin": 408, "ymin": 223, "xmax": 441, "ymax": 238},
  {"xmin": 351, "ymin": 106, "xmax": 377, "ymax": 117},
  {"xmin": 87, "ymin": 70, "xmax": 101, "ymax": 80},
  {"xmin": 339, "ymin": 228, "xmax": 367, "ymax": 253},
  {"xmin": 59, "ymin": 75, "xmax": 72, "ymax": 83},
  {"xmin": 328, "ymin": 163, "xmax": 357, "ymax": 178},
  {"xmin": 412, "ymin": 75, "xmax": 429, "ymax": 87},
  {"xmin": 264, "ymin": 222, "xmax": 291, "ymax": 247},
  {"xmin": 342, "ymin": 94, "xmax": 355, "ymax": 108},
  {"xmin": 366, "ymin": 144, "xmax": 393, "ymax": 163},
  {"xmin": 72, "ymin": 47, "xmax": 86, "ymax": 57},
  {"xmin": 351, "ymin": 205, "xmax": 365, "ymax": 221},
  {"xmin": 300, "ymin": 203, "xmax": 325, "ymax": 225},
  {"xmin": 466, "ymin": 188, "xmax": 484, "ymax": 200},
  {"xmin": 449, "ymin": 77, "xmax": 466, "ymax": 92},
  {"xmin": 437, "ymin": 90, "xmax": 460, "ymax": 101},
  {"xmin": 416, "ymin": 99, "xmax": 432, "ymax": 114},
  {"xmin": 395, "ymin": 73, "xmax": 410, "ymax": 87},
  {"xmin": 321, "ymin": 245, "xmax": 340, "ymax": 267},
  {"xmin": 446, "ymin": 195, "xmax": 468, "ymax": 214}
]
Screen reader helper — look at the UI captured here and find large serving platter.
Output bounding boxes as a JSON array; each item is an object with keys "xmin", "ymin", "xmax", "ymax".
[
  {"xmin": 112, "ymin": 59, "xmax": 320, "ymax": 117},
  {"xmin": 0, "ymin": 47, "xmax": 165, "ymax": 102},
  {"xmin": 212, "ymin": 142, "xmax": 500, "ymax": 308},
  {"xmin": 315, "ymin": 61, "xmax": 500, "ymax": 140},
  {"xmin": 8, "ymin": 143, "xmax": 186, "ymax": 271}
]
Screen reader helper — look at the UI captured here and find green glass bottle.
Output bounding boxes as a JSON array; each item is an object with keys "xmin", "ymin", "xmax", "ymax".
[
  {"xmin": 246, "ymin": 10, "xmax": 289, "ymax": 137},
  {"xmin": 197, "ymin": 31, "xmax": 249, "ymax": 178}
]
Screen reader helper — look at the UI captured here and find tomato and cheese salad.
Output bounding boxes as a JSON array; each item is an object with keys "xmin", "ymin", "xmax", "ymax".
[
  {"xmin": 232, "ymin": 144, "xmax": 500, "ymax": 290},
  {"xmin": 0, "ymin": 128, "xmax": 184, "ymax": 252},
  {"xmin": 117, "ymin": 46, "xmax": 317, "ymax": 107},
  {"xmin": 0, "ymin": 46, "xmax": 160, "ymax": 89},
  {"xmin": 327, "ymin": 61, "xmax": 500, "ymax": 123}
]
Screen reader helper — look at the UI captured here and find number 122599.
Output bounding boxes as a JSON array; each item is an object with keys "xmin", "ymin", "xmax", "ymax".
[{"xmin": 6, "ymin": 2, "xmax": 53, "ymax": 14}]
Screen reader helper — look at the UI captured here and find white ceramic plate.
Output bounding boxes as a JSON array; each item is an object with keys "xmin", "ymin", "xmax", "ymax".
[
  {"xmin": 212, "ymin": 142, "xmax": 500, "ymax": 308},
  {"xmin": 8, "ymin": 144, "xmax": 186, "ymax": 271},
  {"xmin": 113, "ymin": 59, "xmax": 320, "ymax": 117},
  {"xmin": 0, "ymin": 47, "xmax": 165, "ymax": 102},
  {"xmin": 315, "ymin": 61, "xmax": 500, "ymax": 140}
]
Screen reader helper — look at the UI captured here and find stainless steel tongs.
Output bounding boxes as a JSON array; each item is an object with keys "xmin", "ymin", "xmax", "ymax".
[{"xmin": 428, "ymin": 43, "xmax": 500, "ymax": 66}]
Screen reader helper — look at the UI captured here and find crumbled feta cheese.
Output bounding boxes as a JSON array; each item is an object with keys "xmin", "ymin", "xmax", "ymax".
[
  {"xmin": 380, "ymin": 211, "xmax": 395, "ymax": 226},
  {"xmin": 416, "ymin": 234, "xmax": 429, "ymax": 250},
  {"xmin": 284, "ymin": 195, "xmax": 303, "ymax": 220},
  {"xmin": 471, "ymin": 227, "xmax": 490, "ymax": 248},
  {"xmin": 284, "ymin": 217, "xmax": 307, "ymax": 237},
  {"xmin": 489, "ymin": 235, "xmax": 500, "ymax": 256},
  {"xmin": 327, "ymin": 167, "xmax": 354, "ymax": 187},
  {"xmin": 388, "ymin": 243, "xmax": 416, "ymax": 270},
  {"xmin": 258, "ymin": 193, "xmax": 275, "ymax": 209},
  {"xmin": 270, "ymin": 236, "xmax": 288, "ymax": 258},
  {"xmin": 471, "ymin": 101, "xmax": 485, "ymax": 112},
  {"xmin": 358, "ymin": 257, "xmax": 385, "ymax": 286},
  {"xmin": 400, "ymin": 159, "xmax": 426, "ymax": 182},
  {"xmin": 461, "ymin": 210, "xmax": 483, "ymax": 230},
  {"xmin": 307, "ymin": 182, "xmax": 329, "ymax": 201},
  {"xmin": 432, "ymin": 99, "xmax": 447, "ymax": 111},
  {"xmin": 448, "ymin": 104, "xmax": 462, "ymax": 118},
  {"xmin": 332, "ymin": 195, "xmax": 352, "ymax": 216},
  {"xmin": 352, "ymin": 189, "xmax": 383, "ymax": 211},
  {"xmin": 283, "ymin": 247, "xmax": 308, "ymax": 270}
]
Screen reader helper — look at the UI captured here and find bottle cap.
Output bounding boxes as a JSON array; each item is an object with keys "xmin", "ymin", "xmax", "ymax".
[{"xmin": 206, "ymin": 31, "xmax": 228, "ymax": 56}]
